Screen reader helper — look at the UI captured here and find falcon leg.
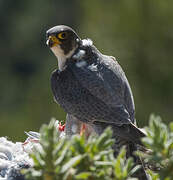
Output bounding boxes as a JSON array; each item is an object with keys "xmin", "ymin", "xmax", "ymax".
[{"xmin": 80, "ymin": 124, "xmax": 86, "ymax": 136}]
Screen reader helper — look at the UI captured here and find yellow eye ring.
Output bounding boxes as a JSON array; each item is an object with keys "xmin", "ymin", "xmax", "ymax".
[{"xmin": 58, "ymin": 32, "xmax": 68, "ymax": 39}]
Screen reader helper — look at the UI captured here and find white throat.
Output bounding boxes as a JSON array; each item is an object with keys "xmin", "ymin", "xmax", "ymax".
[{"xmin": 51, "ymin": 45, "xmax": 77, "ymax": 71}]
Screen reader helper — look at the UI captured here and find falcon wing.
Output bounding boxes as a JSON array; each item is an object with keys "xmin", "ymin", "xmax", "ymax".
[{"xmin": 70, "ymin": 54, "xmax": 132, "ymax": 125}]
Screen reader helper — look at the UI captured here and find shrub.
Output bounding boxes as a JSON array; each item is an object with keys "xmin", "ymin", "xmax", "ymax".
[
  {"xmin": 24, "ymin": 115, "xmax": 173, "ymax": 180},
  {"xmin": 24, "ymin": 119, "xmax": 137, "ymax": 180}
]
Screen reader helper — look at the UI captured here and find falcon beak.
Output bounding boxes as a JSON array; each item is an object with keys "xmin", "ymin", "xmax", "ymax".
[{"xmin": 46, "ymin": 35, "xmax": 61, "ymax": 47}]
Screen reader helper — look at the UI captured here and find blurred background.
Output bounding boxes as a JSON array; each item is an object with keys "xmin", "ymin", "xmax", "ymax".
[{"xmin": 0, "ymin": 0, "xmax": 173, "ymax": 141}]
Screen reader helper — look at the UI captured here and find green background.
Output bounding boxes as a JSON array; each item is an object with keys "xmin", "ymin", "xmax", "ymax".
[{"xmin": 0, "ymin": 0, "xmax": 173, "ymax": 141}]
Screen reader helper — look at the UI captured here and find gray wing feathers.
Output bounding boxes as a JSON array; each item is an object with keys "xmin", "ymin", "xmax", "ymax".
[{"xmin": 70, "ymin": 55, "xmax": 132, "ymax": 125}]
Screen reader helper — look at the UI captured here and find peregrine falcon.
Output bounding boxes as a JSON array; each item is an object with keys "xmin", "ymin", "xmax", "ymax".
[{"xmin": 46, "ymin": 25, "xmax": 147, "ymax": 179}]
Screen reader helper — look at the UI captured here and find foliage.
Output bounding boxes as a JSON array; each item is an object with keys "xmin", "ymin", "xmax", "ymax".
[
  {"xmin": 24, "ymin": 119, "xmax": 137, "ymax": 180},
  {"xmin": 138, "ymin": 115, "xmax": 173, "ymax": 180},
  {"xmin": 1, "ymin": 1, "xmax": 173, "ymax": 140},
  {"xmin": 24, "ymin": 115, "xmax": 173, "ymax": 180}
]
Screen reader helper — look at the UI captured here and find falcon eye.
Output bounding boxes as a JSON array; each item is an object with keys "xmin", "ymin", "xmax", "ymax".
[{"xmin": 58, "ymin": 32, "xmax": 68, "ymax": 39}]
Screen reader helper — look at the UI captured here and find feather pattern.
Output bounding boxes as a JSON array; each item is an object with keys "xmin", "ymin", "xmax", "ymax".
[{"xmin": 51, "ymin": 44, "xmax": 145, "ymax": 144}]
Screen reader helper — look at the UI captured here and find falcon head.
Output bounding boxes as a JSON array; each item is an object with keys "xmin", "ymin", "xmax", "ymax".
[{"xmin": 46, "ymin": 25, "xmax": 81, "ymax": 70}]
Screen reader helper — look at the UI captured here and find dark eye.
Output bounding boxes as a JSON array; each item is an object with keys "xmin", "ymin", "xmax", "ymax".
[{"xmin": 58, "ymin": 32, "xmax": 68, "ymax": 39}]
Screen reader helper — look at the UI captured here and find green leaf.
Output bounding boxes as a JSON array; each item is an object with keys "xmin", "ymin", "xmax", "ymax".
[
  {"xmin": 55, "ymin": 143, "xmax": 70, "ymax": 166},
  {"xmin": 169, "ymin": 122, "xmax": 173, "ymax": 132},
  {"xmin": 94, "ymin": 161, "xmax": 113, "ymax": 166},
  {"xmin": 61, "ymin": 155, "xmax": 82, "ymax": 173},
  {"xmin": 75, "ymin": 172, "xmax": 92, "ymax": 179}
]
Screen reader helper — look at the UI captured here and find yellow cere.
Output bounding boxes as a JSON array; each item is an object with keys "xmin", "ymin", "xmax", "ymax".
[{"xmin": 49, "ymin": 36, "xmax": 61, "ymax": 46}]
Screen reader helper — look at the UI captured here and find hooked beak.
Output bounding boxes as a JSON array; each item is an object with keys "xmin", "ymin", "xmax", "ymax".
[{"xmin": 46, "ymin": 35, "xmax": 61, "ymax": 47}]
